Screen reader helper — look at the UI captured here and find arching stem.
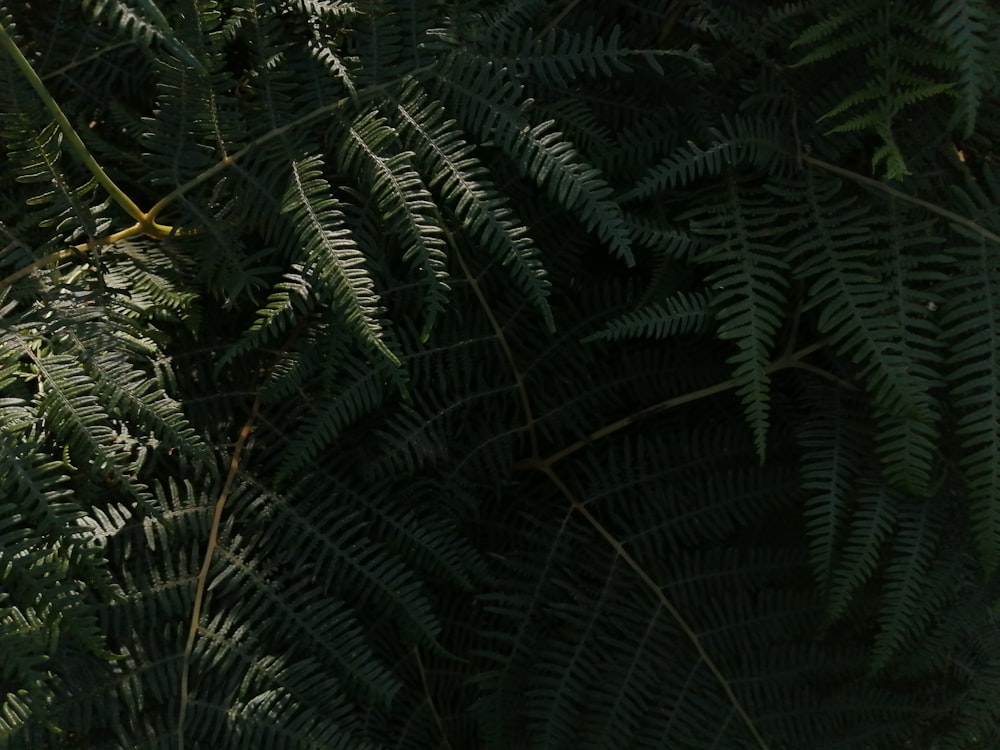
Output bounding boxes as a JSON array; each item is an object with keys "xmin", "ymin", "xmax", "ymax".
[{"xmin": 0, "ymin": 20, "xmax": 145, "ymax": 223}]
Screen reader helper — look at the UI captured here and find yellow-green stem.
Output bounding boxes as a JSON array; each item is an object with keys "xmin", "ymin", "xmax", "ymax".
[{"xmin": 0, "ymin": 20, "xmax": 145, "ymax": 222}]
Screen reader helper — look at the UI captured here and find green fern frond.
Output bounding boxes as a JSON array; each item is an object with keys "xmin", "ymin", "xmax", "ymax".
[
  {"xmin": 940, "ymin": 165, "xmax": 1000, "ymax": 574},
  {"xmin": 872, "ymin": 502, "xmax": 945, "ymax": 673},
  {"xmin": 620, "ymin": 117, "xmax": 784, "ymax": 203},
  {"xmin": 83, "ymin": 0, "xmax": 204, "ymax": 73},
  {"xmin": 0, "ymin": 602, "xmax": 57, "ymax": 738},
  {"xmin": 931, "ymin": 0, "xmax": 999, "ymax": 136},
  {"xmin": 281, "ymin": 154, "xmax": 398, "ymax": 366},
  {"xmin": 937, "ymin": 646, "xmax": 1000, "ymax": 749},
  {"xmin": 276, "ymin": 360, "xmax": 384, "ymax": 481},
  {"xmin": 5, "ymin": 121, "xmax": 110, "ymax": 242},
  {"xmin": 205, "ymin": 545, "xmax": 402, "ymax": 709},
  {"xmin": 4, "ymin": 2, "xmax": 1000, "ymax": 747},
  {"xmin": 509, "ymin": 117, "xmax": 634, "ymax": 264},
  {"xmin": 299, "ymin": 0, "xmax": 361, "ymax": 100},
  {"xmin": 792, "ymin": 1, "xmax": 956, "ymax": 178},
  {"xmin": 534, "ymin": 97, "xmax": 614, "ymax": 165},
  {"xmin": 394, "ymin": 81, "xmax": 553, "ymax": 330},
  {"xmin": 14, "ymin": 342, "xmax": 145, "ymax": 500},
  {"xmin": 218, "ymin": 267, "xmax": 313, "ymax": 369},
  {"xmin": 794, "ymin": 180, "xmax": 935, "ymax": 426},
  {"xmin": 235, "ymin": 476, "xmax": 442, "ymax": 647},
  {"xmin": 103, "ymin": 239, "xmax": 201, "ymax": 333},
  {"xmin": 472, "ymin": 0, "xmax": 548, "ymax": 39},
  {"xmin": 597, "ymin": 113, "xmax": 678, "ymax": 181},
  {"xmin": 141, "ymin": 58, "xmax": 239, "ymax": 189},
  {"xmin": 686, "ymin": 176, "xmax": 794, "ymax": 459},
  {"xmin": 86, "ymin": 347, "xmax": 211, "ymax": 467},
  {"xmin": 583, "ymin": 290, "xmax": 712, "ymax": 343},
  {"xmin": 0, "ymin": 438, "xmax": 118, "ymax": 739},
  {"xmin": 621, "ymin": 139, "xmax": 732, "ymax": 202},
  {"xmin": 791, "ymin": 2, "xmax": 886, "ymax": 66},
  {"xmin": 334, "ymin": 109, "xmax": 450, "ymax": 337},
  {"xmin": 874, "ymin": 410, "xmax": 938, "ymax": 497},
  {"xmin": 440, "ymin": 58, "xmax": 634, "ymax": 266},
  {"xmin": 798, "ymin": 388, "xmax": 868, "ymax": 596},
  {"xmin": 490, "ymin": 24, "xmax": 685, "ymax": 88},
  {"xmin": 827, "ymin": 479, "xmax": 899, "ymax": 622},
  {"xmin": 623, "ymin": 215, "xmax": 694, "ymax": 256}
]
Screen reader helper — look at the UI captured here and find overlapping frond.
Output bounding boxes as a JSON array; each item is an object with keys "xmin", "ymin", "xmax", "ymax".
[
  {"xmin": 83, "ymin": 0, "xmax": 204, "ymax": 72},
  {"xmin": 334, "ymin": 109, "xmax": 450, "ymax": 336},
  {"xmin": 281, "ymin": 154, "xmax": 397, "ymax": 364},
  {"xmin": 487, "ymin": 24, "xmax": 680, "ymax": 87},
  {"xmin": 940, "ymin": 163, "xmax": 1000, "ymax": 573},
  {"xmin": 395, "ymin": 80, "xmax": 553, "ymax": 329},
  {"xmin": 583, "ymin": 290, "xmax": 712, "ymax": 343},
  {"xmin": 686, "ymin": 175, "xmax": 795, "ymax": 458},
  {"xmin": 791, "ymin": 0, "xmax": 957, "ymax": 177},
  {"xmin": 439, "ymin": 56, "xmax": 635, "ymax": 266},
  {"xmin": 3, "ymin": 1, "xmax": 1000, "ymax": 749}
]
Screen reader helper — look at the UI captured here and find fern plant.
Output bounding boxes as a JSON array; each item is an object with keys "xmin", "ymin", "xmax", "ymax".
[{"xmin": 2, "ymin": 0, "xmax": 1000, "ymax": 748}]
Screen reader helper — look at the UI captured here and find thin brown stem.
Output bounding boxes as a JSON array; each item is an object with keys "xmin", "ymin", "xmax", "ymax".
[
  {"xmin": 40, "ymin": 41, "xmax": 133, "ymax": 80},
  {"xmin": 521, "ymin": 342, "xmax": 828, "ymax": 470},
  {"xmin": 539, "ymin": 463, "xmax": 771, "ymax": 750},
  {"xmin": 537, "ymin": 0, "xmax": 582, "ymax": 39},
  {"xmin": 786, "ymin": 360, "xmax": 859, "ymax": 392},
  {"xmin": 0, "ymin": 249, "xmax": 71, "ymax": 290},
  {"xmin": 447, "ymin": 226, "xmax": 539, "ymax": 459},
  {"xmin": 0, "ymin": 220, "xmax": 157, "ymax": 292},
  {"xmin": 414, "ymin": 647, "xmax": 453, "ymax": 750},
  {"xmin": 802, "ymin": 155, "xmax": 1000, "ymax": 245},
  {"xmin": 147, "ymin": 67, "xmax": 434, "ymax": 222},
  {"xmin": 177, "ymin": 394, "xmax": 261, "ymax": 750}
]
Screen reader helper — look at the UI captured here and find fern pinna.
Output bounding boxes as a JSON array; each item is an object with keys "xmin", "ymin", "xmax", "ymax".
[{"xmin": 2, "ymin": 1, "xmax": 1000, "ymax": 748}]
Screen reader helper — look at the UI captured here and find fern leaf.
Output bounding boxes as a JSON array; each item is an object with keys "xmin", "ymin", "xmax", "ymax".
[
  {"xmin": 794, "ymin": 181, "xmax": 934, "ymax": 424},
  {"xmin": 798, "ymin": 389, "xmax": 867, "ymax": 595},
  {"xmin": 86, "ymin": 348, "xmax": 211, "ymax": 467},
  {"xmin": 687, "ymin": 177, "xmax": 794, "ymax": 459},
  {"xmin": 277, "ymin": 360, "xmax": 385, "ymax": 481},
  {"xmin": 218, "ymin": 267, "xmax": 313, "ymax": 369},
  {"xmin": 583, "ymin": 290, "xmax": 712, "ymax": 343},
  {"xmin": 792, "ymin": 2, "xmax": 955, "ymax": 178},
  {"xmin": 395, "ymin": 81, "xmax": 553, "ymax": 330},
  {"xmin": 525, "ymin": 556, "xmax": 624, "ymax": 749},
  {"xmin": 827, "ymin": 480, "xmax": 899, "ymax": 622},
  {"xmin": 0, "ymin": 439, "xmax": 116, "ymax": 739},
  {"xmin": 238, "ymin": 478, "xmax": 442, "ymax": 647},
  {"xmin": 281, "ymin": 155, "xmax": 398, "ymax": 366},
  {"xmin": 6, "ymin": 122, "xmax": 109, "ymax": 241},
  {"xmin": 874, "ymin": 410, "xmax": 938, "ymax": 497},
  {"xmin": 83, "ymin": 0, "xmax": 204, "ymax": 73},
  {"xmin": 931, "ymin": 0, "xmax": 999, "ymax": 135},
  {"xmin": 441, "ymin": 59, "xmax": 634, "ymax": 265},
  {"xmin": 492, "ymin": 25, "xmax": 682, "ymax": 88},
  {"xmin": 334, "ymin": 109, "xmax": 450, "ymax": 338},
  {"xmin": 621, "ymin": 140, "xmax": 732, "ymax": 202},
  {"xmin": 871, "ymin": 503, "xmax": 943, "ymax": 672},
  {"xmin": 940, "ymin": 170, "xmax": 1000, "ymax": 573},
  {"xmin": 16, "ymin": 344, "xmax": 144, "ymax": 500},
  {"xmin": 621, "ymin": 117, "xmax": 785, "ymax": 203}
]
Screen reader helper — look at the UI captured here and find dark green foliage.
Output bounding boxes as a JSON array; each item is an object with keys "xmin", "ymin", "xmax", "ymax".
[{"xmin": 2, "ymin": 1, "xmax": 1000, "ymax": 748}]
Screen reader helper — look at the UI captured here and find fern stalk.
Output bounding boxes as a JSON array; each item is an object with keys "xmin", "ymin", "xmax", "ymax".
[
  {"xmin": 538, "ymin": 463, "xmax": 772, "ymax": 750},
  {"xmin": 803, "ymin": 155, "xmax": 1000, "ymax": 245},
  {"xmin": 522, "ymin": 341, "xmax": 828, "ymax": 469},
  {"xmin": 0, "ymin": 20, "xmax": 146, "ymax": 225},
  {"xmin": 177, "ymin": 393, "xmax": 261, "ymax": 750}
]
